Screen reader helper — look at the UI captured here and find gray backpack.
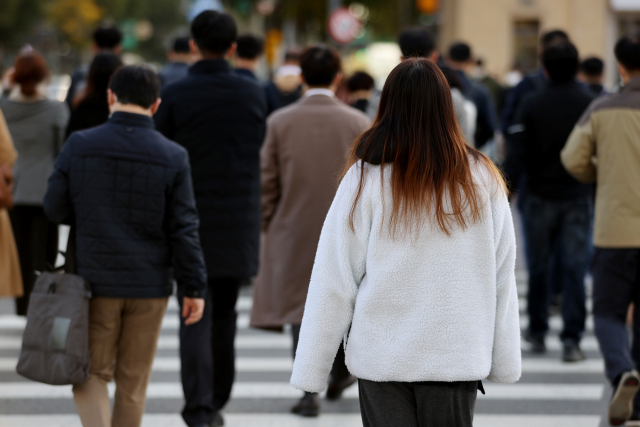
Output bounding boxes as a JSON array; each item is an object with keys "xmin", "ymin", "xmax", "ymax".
[{"xmin": 17, "ymin": 231, "xmax": 92, "ymax": 385}]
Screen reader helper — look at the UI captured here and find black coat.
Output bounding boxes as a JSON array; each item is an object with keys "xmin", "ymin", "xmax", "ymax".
[
  {"xmin": 44, "ymin": 112, "xmax": 207, "ymax": 299},
  {"xmin": 504, "ymin": 81, "xmax": 595, "ymax": 199},
  {"xmin": 154, "ymin": 59, "xmax": 267, "ymax": 279},
  {"xmin": 65, "ymin": 96, "xmax": 110, "ymax": 138}
]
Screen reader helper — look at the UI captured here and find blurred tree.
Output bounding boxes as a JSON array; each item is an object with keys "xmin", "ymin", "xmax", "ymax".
[
  {"xmin": 48, "ymin": 0, "xmax": 105, "ymax": 48},
  {"xmin": 0, "ymin": 0, "xmax": 46, "ymax": 47}
]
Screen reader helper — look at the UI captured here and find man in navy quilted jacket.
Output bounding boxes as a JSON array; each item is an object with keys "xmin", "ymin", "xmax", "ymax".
[{"xmin": 44, "ymin": 65, "xmax": 207, "ymax": 427}]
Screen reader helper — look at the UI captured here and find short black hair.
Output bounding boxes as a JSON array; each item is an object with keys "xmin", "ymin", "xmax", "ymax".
[
  {"xmin": 398, "ymin": 27, "xmax": 435, "ymax": 58},
  {"xmin": 540, "ymin": 30, "xmax": 570, "ymax": 51},
  {"xmin": 347, "ymin": 71, "xmax": 374, "ymax": 92},
  {"xmin": 172, "ymin": 36, "xmax": 191, "ymax": 54},
  {"xmin": 191, "ymin": 10, "xmax": 237, "ymax": 56},
  {"xmin": 449, "ymin": 42, "xmax": 471, "ymax": 62},
  {"xmin": 236, "ymin": 35, "xmax": 264, "ymax": 60},
  {"xmin": 284, "ymin": 47, "xmax": 303, "ymax": 63},
  {"xmin": 542, "ymin": 42, "xmax": 579, "ymax": 83},
  {"xmin": 615, "ymin": 33, "xmax": 640, "ymax": 71},
  {"xmin": 93, "ymin": 26, "xmax": 123, "ymax": 50},
  {"xmin": 109, "ymin": 65, "xmax": 161, "ymax": 109},
  {"xmin": 580, "ymin": 57, "xmax": 604, "ymax": 77},
  {"xmin": 300, "ymin": 46, "xmax": 341, "ymax": 87}
]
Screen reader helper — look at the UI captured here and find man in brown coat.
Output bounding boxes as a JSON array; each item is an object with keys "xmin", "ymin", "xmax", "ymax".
[{"xmin": 251, "ymin": 46, "xmax": 370, "ymax": 416}]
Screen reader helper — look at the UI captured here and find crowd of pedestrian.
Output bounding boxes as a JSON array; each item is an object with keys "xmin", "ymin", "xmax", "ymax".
[{"xmin": 0, "ymin": 8, "xmax": 639, "ymax": 427}]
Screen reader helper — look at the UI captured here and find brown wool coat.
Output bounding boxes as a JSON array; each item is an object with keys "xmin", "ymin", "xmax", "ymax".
[
  {"xmin": 0, "ymin": 110, "xmax": 23, "ymax": 297},
  {"xmin": 250, "ymin": 95, "xmax": 370, "ymax": 330}
]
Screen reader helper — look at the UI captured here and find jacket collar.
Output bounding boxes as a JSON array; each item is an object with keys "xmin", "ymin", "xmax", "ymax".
[
  {"xmin": 189, "ymin": 59, "xmax": 231, "ymax": 76},
  {"xmin": 622, "ymin": 76, "xmax": 640, "ymax": 93},
  {"xmin": 109, "ymin": 112, "xmax": 155, "ymax": 129}
]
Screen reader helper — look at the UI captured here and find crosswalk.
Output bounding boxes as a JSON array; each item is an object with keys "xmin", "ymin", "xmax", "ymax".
[{"xmin": 0, "ymin": 272, "xmax": 612, "ymax": 427}]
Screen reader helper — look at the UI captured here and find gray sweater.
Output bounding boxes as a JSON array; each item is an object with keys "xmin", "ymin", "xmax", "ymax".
[{"xmin": 0, "ymin": 98, "xmax": 68, "ymax": 205}]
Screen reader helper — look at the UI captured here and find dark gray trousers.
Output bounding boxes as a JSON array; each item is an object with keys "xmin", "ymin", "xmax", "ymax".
[{"xmin": 358, "ymin": 379, "xmax": 478, "ymax": 427}]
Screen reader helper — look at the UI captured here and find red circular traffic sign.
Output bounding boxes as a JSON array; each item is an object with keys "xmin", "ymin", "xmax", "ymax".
[{"xmin": 327, "ymin": 7, "xmax": 361, "ymax": 45}]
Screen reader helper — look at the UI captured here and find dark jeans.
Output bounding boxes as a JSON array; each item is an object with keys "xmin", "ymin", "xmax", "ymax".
[
  {"xmin": 9, "ymin": 205, "xmax": 58, "ymax": 316},
  {"xmin": 592, "ymin": 249, "xmax": 640, "ymax": 398},
  {"xmin": 291, "ymin": 324, "xmax": 350, "ymax": 387},
  {"xmin": 178, "ymin": 277, "xmax": 242, "ymax": 426},
  {"xmin": 523, "ymin": 195, "xmax": 591, "ymax": 342},
  {"xmin": 358, "ymin": 379, "xmax": 477, "ymax": 427}
]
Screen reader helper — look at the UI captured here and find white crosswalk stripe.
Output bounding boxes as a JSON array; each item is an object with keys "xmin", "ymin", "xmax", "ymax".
[{"xmin": 0, "ymin": 268, "xmax": 609, "ymax": 426}]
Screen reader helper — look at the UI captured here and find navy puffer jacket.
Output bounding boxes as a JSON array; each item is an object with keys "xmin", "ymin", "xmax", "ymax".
[{"xmin": 44, "ymin": 112, "xmax": 207, "ymax": 299}]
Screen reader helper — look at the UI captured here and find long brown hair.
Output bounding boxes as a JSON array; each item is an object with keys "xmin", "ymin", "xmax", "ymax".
[{"xmin": 344, "ymin": 58, "xmax": 505, "ymax": 235}]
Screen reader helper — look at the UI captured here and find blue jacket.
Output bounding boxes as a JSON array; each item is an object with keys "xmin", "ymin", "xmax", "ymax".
[{"xmin": 44, "ymin": 112, "xmax": 207, "ymax": 299}]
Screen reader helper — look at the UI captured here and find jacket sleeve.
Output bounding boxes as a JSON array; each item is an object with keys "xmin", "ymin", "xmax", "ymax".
[
  {"xmin": 290, "ymin": 164, "xmax": 371, "ymax": 393},
  {"xmin": 487, "ymin": 188, "xmax": 521, "ymax": 383},
  {"xmin": 43, "ymin": 136, "xmax": 73, "ymax": 225},
  {"xmin": 475, "ymin": 86, "xmax": 497, "ymax": 148},
  {"xmin": 561, "ymin": 112, "xmax": 597, "ymax": 184},
  {"xmin": 169, "ymin": 151, "xmax": 207, "ymax": 298},
  {"xmin": 260, "ymin": 119, "xmax": 280, "ymax": 231},
  {"xmin": 503, "ymin": 99, "xmax": 530, "ymax": 196}
]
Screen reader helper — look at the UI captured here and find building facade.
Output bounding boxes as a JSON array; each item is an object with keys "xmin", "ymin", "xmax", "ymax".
[{"xmin": 440, "ymin": 0, "xmax": 640, "ymax": 87}]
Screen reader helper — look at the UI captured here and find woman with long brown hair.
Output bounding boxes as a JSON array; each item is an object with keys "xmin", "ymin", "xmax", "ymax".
[{"xmin": 290, "ymin": 58, "xmax": 521, "ymax": 426}]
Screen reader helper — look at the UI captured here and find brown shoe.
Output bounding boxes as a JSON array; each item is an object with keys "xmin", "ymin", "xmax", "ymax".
[
  {"xmin": 291, "ymin": 392, "xmax": 320, "ymax": 417},
  {"xmin": 326, "ymin": 374, "xmax": 357, "ymax": 401}
]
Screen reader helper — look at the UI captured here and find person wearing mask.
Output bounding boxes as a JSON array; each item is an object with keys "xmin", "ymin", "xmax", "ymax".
[
  {"xmin": 0, "ymin": 110, "xmax": 22, "ymax": 300},
  {"xmin": 290, "ymin": 58, "xmax": 521, "ymax": 427},
  {"xmin": 159, "ymin": 37, "xmax": 194, "ymax": 87},
  {"xmin": 66, "ymin": 26, "xmax": 122, "ymax": 110},
  {"xmin": 234, "ymin": 34, "xmax": 263, "ymax": 81},
  {"xmin": 265, "ymin": 48, "xmax": 303, "ymax": 115},
  {"xmin": 346, "ymin": 70, "xmax": 375, "ymax": 115},
  {"xmin": 447, "ymin": 42, "xmax": 497, "ymax": 148},
  {"xmin": 397, "ymin": 27, "xmax": 471, "ymax": 145},
  {"xmin": 0, "ymin": 51, "xmax": 68, "ymax": 316},
  {"xmin": 578, "ymin": 57, "xmax": 608, "ymax": 97},
  {"xmin": 251, "ymin": 46, "xmax": 370, "ymax": 416},
  {"xmin": 66, "ymin": 53, "xmax": 123, "ymax": 137},
  {"xmin": 44, "ymin": 65, "xmax": 206, "ymax": 427},
  {"xmin": 154, "ymin": 11, "xmax": 267, "ymax": 427},
  {"xmin": 562, "ymin": 34, "xmax": 640, "ymax": 427},
  {"xmin": 504, "ymin": 43, "xmax": 594, "ymax": 362}
]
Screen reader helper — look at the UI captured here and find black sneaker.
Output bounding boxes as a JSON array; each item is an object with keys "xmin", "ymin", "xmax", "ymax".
[
  {"xmin": 291, "ymin": 392, "xmax": 320, "ymax": 417},
  {"xmin": 562, "ymin": 340, "xmax": 586, "ymax": 363},
  {"xmin": 524, "ymin": 330, "xmax": 546, "ymax": 353},
  {"xmin": 609, "ymin": 370, "xmax": 640, "ymax": 426}
]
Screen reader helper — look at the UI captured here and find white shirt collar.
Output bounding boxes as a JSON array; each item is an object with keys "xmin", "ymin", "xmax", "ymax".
[{"xmin": 305, "ymin": 88, "xmax": 335, "ymax": 98}]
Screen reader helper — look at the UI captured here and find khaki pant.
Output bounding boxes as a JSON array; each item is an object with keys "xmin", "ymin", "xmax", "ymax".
[{"xmin": 73, "ymin": 297, "xmax": 168, "ymax": 427}]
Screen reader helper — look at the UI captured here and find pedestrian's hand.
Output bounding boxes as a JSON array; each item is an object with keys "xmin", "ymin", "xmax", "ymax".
[{"xmin": 182, "ymin": 297, "xmax": 205, "ymax": 325}]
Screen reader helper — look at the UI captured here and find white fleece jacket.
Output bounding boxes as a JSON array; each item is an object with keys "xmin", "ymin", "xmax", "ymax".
[{"xmin": 290, "ymin": 162, "xmax": 521, "ymax": 392}]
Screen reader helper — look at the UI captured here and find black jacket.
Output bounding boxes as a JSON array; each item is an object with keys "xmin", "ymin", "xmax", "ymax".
[
  {"xmin": 504, "ymin": 81, "xmax": 595, "ymax": 200},
  {"xmin": 456, "ymin": 70, "xmax": 497, "ymax": 148},
  {"xmin": 65, "ymin": 96, "xmax": 110, "ymax": 138},
  {"xmin": 154, "ymin": 59, "xmax": 267, "ymax": 279},
  {"xmin": 44, "ymin": 112, "xmax": 207, "ymax": 299}
]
